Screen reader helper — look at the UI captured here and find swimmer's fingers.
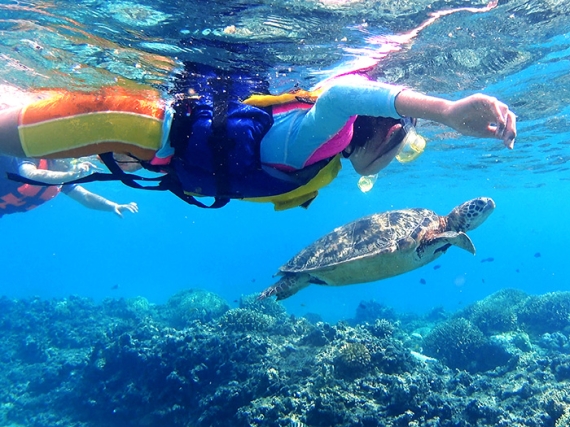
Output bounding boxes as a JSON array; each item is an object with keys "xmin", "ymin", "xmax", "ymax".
[
  {"xmin": 114, "ymin": 202, "xmax": 139, "ymax": 217},
  {"xmin": 76, "ymin": 161, "xmax": 102, "ymax": 173},
  {"xmin": 126, "ymin": 202, "xmax": 139, "ymax": 213},
  {"xmin": 503, "ymin": 110, "xmax": 517, "ymax": 149},
  {"xmin": 488, "ymin": 101, "xmax": 517, "ymax": 149},
  {"xmin": 85, "ymin": 161, "xmax": 102, "ymax": 171}
]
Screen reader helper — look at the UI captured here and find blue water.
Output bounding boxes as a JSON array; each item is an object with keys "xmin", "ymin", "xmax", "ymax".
[{"xmin": 0, "ymin": 0, "xmax": 569, "ymax": 324}]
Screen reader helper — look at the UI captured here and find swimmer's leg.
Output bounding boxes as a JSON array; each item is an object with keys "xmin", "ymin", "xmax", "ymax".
[
  {"xmin": 0, "ymin": 107, "xmax": 26, "ymax": 157},
  {"xmin": 4, "ymin": 88, "xmax": 164, "ymax": 160}
]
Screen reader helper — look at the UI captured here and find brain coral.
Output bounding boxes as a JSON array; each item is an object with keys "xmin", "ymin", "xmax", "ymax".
[{"xmin": 422, "ymin": 318, "xmax": 509, "ymax": 372}]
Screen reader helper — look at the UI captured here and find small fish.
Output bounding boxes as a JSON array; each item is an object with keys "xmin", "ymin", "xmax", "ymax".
[
  {"xmin": 251, "ymin": 278, "xmax": 256, "ymax": 283},
  {"xmin": 534, "ymin": 252, "xmax": 541, "ymax": 258},
  {"xmin": 480, "ymin": 257, "xmax": 494, "ymax": 263},
  {"xmin": 482, "ymin": 279, "xmax": 486, "ymax": 283},
  {"xmin": 419, "ymin": 278, "xmax": 426, "ymax": 285},
  {"xmin": 516, "ymin": 269, "xmax": 520, "ymax": 273},
  {"xmin": 111, "ymin": 284, "xmax": 119, "ymax": 290},
  {"xmin": 433, "ymin": 265, "xmax": 441, "ymax": 270}
]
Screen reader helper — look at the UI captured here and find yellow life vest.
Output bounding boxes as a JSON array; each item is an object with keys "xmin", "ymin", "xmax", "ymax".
[
  {"xmin": 242, "ymin": 88, "xmax": 322, "ymax": 108},
  {"xmin": 246, "ymin": 88, "xmax": 340, "ymax": 210},
  {"xmin": 243, "ymin": 154, "xmax": 342, "ymax": 211},
  {"xmin": 184, "ymin": 88, "xmax": 344, "ymax": 211}
]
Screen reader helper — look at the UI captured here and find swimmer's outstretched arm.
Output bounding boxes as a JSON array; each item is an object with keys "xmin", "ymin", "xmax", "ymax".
[
  {"xmin": 395, "ymin": 91, "xmax": 517, "ymax": 149},
  {"xmin": 65, "ymin": 186, "xmax": 139, "ymax": 218},
  {"xmin": 18, "ymin": 161, "xmax": 93, "ymax": 184}
]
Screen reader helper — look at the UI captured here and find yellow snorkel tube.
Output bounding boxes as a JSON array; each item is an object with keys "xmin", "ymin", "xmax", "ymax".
[{"xmin": 396, "ymin": 117, "xmax": 426, "ymax": 163}]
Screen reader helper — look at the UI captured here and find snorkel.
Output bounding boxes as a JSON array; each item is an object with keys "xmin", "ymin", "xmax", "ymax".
[
  {"xmin": 356, "ymin": 116, "xmax": 427, "ymax": 192},
  {"xmin": 395, "ymin": 117, "xmax": 427, "ymax": 163}
]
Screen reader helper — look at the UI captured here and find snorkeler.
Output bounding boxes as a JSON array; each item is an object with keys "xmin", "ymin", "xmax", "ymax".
[
  {"xmin": 0, "ymin": 64, "xmax": 516, "ymax": 211},
  {"xmin": 0, "ymin": 0, "xmax": 517, "ymax": 210},
  {"xmin": 0, "ymin": 156, "xmax": 138, "ymax": 218}
]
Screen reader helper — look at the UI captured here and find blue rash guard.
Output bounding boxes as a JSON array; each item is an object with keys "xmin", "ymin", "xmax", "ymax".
[{"xmin": 259, "ymin": 74, "xmax": 404, "ymax": 170}]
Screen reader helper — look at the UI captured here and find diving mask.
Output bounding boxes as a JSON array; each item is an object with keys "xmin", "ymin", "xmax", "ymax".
[{"xmin": 395, "ymin": 117, "xmax": 426, "ymax": 163}]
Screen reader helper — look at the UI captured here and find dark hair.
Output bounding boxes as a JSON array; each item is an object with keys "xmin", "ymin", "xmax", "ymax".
[{"xmin": 351, "ymin": 115, "xmax": 400, "ymax": 148}]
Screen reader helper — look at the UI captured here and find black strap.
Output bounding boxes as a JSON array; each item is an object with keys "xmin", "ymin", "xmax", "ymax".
[
  {"xmin": 7, "ymin": 153, "xmax": 230, "ymax": 209},
  {"xmin": 99, "ymin": 152, "xmax": 230, "ymax": 209},
  {"xmin": 98, "ymin": 152, "xmax": 168, "ymax": 190},
  {"xmin": 5, "ymin": 170, "xmax": 166, "ymax": 188},
  {"xmin": 165, "ymin": 181, "xmax": 230, "ymax": 209}
]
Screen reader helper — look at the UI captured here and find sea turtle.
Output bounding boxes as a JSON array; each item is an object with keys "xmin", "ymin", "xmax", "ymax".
[{"xmin": 259, "ymin": 197, "xmax": 495, "ymax": 300}]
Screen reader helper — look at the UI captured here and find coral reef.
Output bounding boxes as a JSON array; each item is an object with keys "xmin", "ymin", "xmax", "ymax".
[
  {"xmin": 459, "ymin": 288, "xmax": 527, "ymax": 334},
  {"xmin": 219, "ymin": 307, "xmax": 275, "ymax": 332},
  {"xmin": 517, "ymin": 292, "xmax": 570, "ymax": 335},
  {"xmin": 353, "ymin": 299, "xmax": 397, "ymax": 324},
  {"xmin": 334, "ymin": 342, "xmax": 372, "ymax": 377},
  {"xmin": 422, "ymin": 318, "xmax": 511, "ymax": 372},
  {"xmin": 1, "ymin": 289, "xmax": 570, "ymax": 427},
  {"xmin": 239, "ymin": 293, "xmax": 287, "ymax": 319},
  {"xmin": 161, "ymin": 288, "xmax": 229, "ymax": 328},
  {"xmin": 367, "ymin": 318, "xmax": 396, "ymax": 339}
]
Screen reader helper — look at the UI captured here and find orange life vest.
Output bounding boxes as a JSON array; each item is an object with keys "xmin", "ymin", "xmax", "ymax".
[{"xmin": 0, "ymin": 158, "xmax": 61, "ymax": 215}]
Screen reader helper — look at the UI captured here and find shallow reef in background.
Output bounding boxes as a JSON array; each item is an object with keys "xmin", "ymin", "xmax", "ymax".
[{"xmin": 0, "ymin": 288, "xmax": 569, "ymax": 427}]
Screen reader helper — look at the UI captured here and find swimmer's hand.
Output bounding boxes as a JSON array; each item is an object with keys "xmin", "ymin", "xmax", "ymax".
[
  {"xmin": 395, "ymin": 91, "xmax": 517, "ymax": 149},
  {"xmin": 72, "ymin": 161, "xmax": 101, "ymax": 178},
  {"xmin": 444, "ymin": 94, "xmax": 517, "ymax": 149},
  {"xmin": 113, "ymin": 202, "xmax": 139, "ymax": 218}
]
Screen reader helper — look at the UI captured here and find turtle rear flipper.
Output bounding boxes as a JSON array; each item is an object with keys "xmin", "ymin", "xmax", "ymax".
[
  {"xmin": 428, "ymin": 231, "xmax": 476, "ymax": 255},
  {"xmin": 258, "ymin": 273, "xmax": 311, "ymax": 301}
]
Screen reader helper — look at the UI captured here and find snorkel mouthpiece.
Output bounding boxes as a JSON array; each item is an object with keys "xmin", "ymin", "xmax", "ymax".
[
  {"xmin": 357, "ymin": 173, "xmax": 378, "ymax": 193},
  {"xmin": 396, "ymin": 118, "xmax": 426, "ymax": 163}
]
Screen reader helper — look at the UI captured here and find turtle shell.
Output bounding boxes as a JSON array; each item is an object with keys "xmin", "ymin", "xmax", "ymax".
[{"xmin": 279, "ymin": 208, "xmax": 441, "ymax": 280}]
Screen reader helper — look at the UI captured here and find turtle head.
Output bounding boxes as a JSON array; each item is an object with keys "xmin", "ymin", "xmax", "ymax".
[{"xmin": 446, "ymin": 197, "xmax": 495, "ymax": 232}]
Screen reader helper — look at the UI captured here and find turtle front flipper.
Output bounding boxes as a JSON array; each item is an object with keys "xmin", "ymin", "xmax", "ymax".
[
  {"xmin": 258, "ymin": 273, "xmax": 311, "ymax": 301},
  {"xmin": 426, "ymin": 231, "xmax": 476, "ymax": 256}
]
